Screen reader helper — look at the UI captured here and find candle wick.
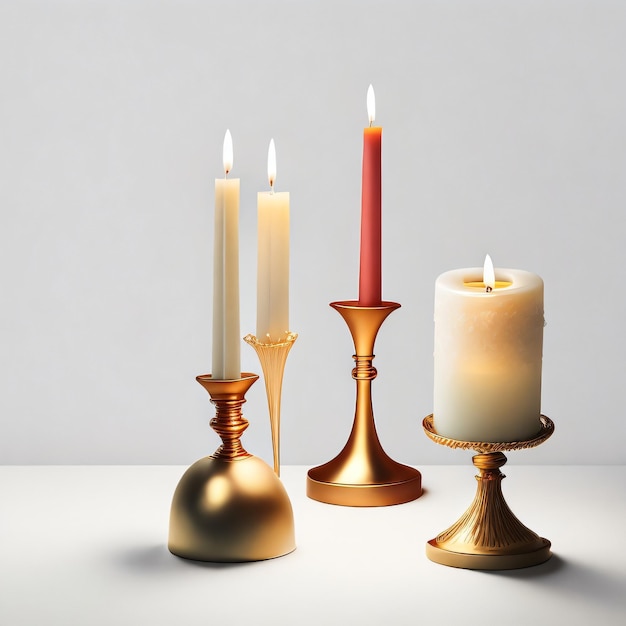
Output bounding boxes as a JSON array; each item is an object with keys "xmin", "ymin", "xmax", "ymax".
[{"xmin": 486, "ymin": 286, "xmax": 493, "ymax": 293}]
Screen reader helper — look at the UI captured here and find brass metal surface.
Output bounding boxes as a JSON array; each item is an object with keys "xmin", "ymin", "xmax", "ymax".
[
  {"xmin": 168, "ymin": 373, "xmax": 296, "ymax": 562},
  {"xmin": 422, "ymin": 414, "xmax": 553, "ymax": 570},
  {"xmin": 307, "ymin": 301, "xmax": 422, "ymax": 506},
  {"xmin": 244, "ymin": 332, "xmax": 298, "ymax": 476}
]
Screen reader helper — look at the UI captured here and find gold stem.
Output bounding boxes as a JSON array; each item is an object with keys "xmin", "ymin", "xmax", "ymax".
[
  {"xmin": 196, "ymin": 374, "xmax": 258, "ymax": 461},
  {"xmin": 435, "ymin": 452, "xmax": 547, "ymax": 555},
  {"xmin": 244, "ymin": 333, "xmax": 298, "ymax": 476}
]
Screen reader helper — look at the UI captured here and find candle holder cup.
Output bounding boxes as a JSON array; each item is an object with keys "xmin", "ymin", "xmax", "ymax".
[
  {"xmin": 244, "ymin": 332, "xmax": 298, "ymax": 477},
  {"xmin": 422, "ymin": 414, "xmax": 554, "ymax": 570},
  {"xmin": 168, "ymin": 373, "xmax": 296, "ymax": 562},
  {"xmin": 307, "ymin": 301, "xmax": 422, "ymax": 506}
]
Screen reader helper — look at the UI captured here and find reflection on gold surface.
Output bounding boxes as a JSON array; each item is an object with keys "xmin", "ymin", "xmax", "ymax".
[{"xmin": 203, "ymin": 474, "xmax": 230, "ymax": 510}]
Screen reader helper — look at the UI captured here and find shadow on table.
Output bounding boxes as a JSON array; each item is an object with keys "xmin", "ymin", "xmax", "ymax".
[
  {"xmin": 112, "ymin": 544, "xmax": 261, "ymax": 573},
  {"xmin": 480, "ymin": 554, "xmax": 625, "ymax": 609}
]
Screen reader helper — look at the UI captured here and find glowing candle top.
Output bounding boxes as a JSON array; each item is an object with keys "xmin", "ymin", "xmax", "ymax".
[
  {"xmin": 483, "ymin": 254, "xmax": 495, "ymax": 291},
  {"xmin": 268, "ymin": 138, "xmax": 276, "ymax": 190},
  {"xmin": 223, "ymin": 129, "xmax": 233, "ymax": 175}
]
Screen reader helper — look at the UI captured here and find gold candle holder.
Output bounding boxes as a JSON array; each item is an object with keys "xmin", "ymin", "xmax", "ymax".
[
  {"xmin": 422, "ymin": 414, "xmax": 555, "ymax": 570},
  {"xmin": 168, "ymin": 373, "xmax": 296, "ymax": 562},
  {"xmin": 307, "ymin": 301, "xmax": 422, "ymax": 506},
  {"xmin": 244, "ymin": 332, "xmax": 298, "ymax": 477}
]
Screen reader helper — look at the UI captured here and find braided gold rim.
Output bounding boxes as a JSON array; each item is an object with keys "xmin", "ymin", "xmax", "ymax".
[{"xmin": 422, "ymin": 414, "xmax": 554, "ymax": 453}]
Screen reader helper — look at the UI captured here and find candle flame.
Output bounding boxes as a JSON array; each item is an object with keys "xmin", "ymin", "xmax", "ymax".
[
  {"xmin": 367, "ymin": 84, "xmax": 375, "ymax": 125},
  {"xmin": 268, "ymin": 138, "xmax": 276, "ymax": 190},
  {"xmin": 223, "ymin": 129, "xmax": 233, "ymax": 175},
  {"xmin": 483, "ymin": 254, "xmax": 495, "ymax": 291}
]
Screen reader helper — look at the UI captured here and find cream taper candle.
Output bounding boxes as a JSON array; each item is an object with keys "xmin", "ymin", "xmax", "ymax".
[
  {"xmin": 212, "ymin": 129, "xmax": 241, "ymax": 380},
  {"xmin": 256, "ymin": 139, "xmax": 290, "ymax": 343},
  {"xmin": 433, "ymin": 256, "xmax": 544, "ymax": 443}
]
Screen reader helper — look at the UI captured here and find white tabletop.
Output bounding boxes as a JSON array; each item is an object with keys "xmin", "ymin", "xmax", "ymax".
[{"xmin": 1, "ymin": 465, "xmax": 624, "ymax": 625}]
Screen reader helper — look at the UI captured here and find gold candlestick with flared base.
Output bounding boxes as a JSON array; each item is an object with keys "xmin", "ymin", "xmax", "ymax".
[
  {"xmin": 423, "ymin": 414, "xmax": 554, "ymax": 570},
  {"xmin": 244, "ymin": 332, "xmax": 298, "ymax": 477},
  {"xmin": 307, "ymin": 301, "xmax": 422, "ymax": 507},
  {"xmin": 168, "ymin": 373, "xmax": 296, "ymax": 562}
]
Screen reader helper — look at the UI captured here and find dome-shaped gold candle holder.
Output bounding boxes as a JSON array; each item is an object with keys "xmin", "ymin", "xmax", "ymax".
[
  {"xmin": 244, "ymin": 332, "xmax": 298, "ymax": 477},
  {"xmin": 422, "ymin": 414, "xmax": 554, "ymax": 570},
  {"xmin": 307, "ymin": 301, "xmax": 422, "ymax": 506},
  {"xmin": 168, "ymin": 373, "xmax": 296, "ymax": 562}
]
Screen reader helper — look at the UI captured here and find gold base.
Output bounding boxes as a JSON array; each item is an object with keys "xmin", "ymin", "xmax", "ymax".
[
  {"xmin": 423, "ymin": 415, "xmax": 554, "ymax": 570},
  {"xmin": 425, "ymin": 539, "xmax": 551, "ymax": 570},
  {"xmin": 168, "ymin": 455, "xmax": 296, "ymax": 562},
  {"xmin": 307, "ymin": 466, "xmax": 422, "ymax": 507},
  {"xmin": 307, "ymin": 301, "xmax": 422, "ymax": 507},
  {"xmin": 168, "ymin": 373, "xmax": 295, "ymax": 562}
]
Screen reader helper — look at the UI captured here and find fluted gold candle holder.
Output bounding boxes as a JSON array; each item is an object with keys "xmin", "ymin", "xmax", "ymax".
[
  {"xmin": 244, "ymin": 332, "xmax": 298, "ymax": 476},
  {"xmin": 168, "ymin": 373, "xmax": 296, "ymax": 562},
  {"xmin": 307, "ymin": 301, "xmax": 422, "ymax": 506},
  {"xmin": 422, "ymin": 414, "xmax": 554, "ymax": 570}
]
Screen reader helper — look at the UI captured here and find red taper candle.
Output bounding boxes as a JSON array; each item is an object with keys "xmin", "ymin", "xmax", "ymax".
[{"xmin": 358, "ymin": 84, "xmax": 382, "ymax": 306}]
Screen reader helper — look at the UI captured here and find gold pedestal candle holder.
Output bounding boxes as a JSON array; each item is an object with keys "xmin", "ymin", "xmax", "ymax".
[
  {"xmin": 244, "ymin": 332, "xmax": 298, "ymax": 476},
  {"xmin": 168, "ymin": 373, "xmax": 296, "ymax": 562},
  {"xmin": 307, "ymin": 301, "xmax": 422, "ymax": 506},
  {"xmin": 422, "ymin": 414, "xmax": 554, "ymax": 570}
]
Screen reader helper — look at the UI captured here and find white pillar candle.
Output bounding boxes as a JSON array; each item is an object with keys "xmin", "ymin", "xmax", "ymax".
[
  {"xmin": 433, "ymin": 256, "xmax": 544, "ymax": 443},
  {"xmin": 256, "ymin": 139, "xmax": 290, "ymax": 343},
  {"xmin": 212, "ymin": 130, "xmax": 241, "ymax": 380}
]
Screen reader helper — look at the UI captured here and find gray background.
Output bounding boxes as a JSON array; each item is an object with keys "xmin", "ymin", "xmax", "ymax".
[{"xmin": 1, "ymin": 0, "xmax": 624, "ymax": 466}]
